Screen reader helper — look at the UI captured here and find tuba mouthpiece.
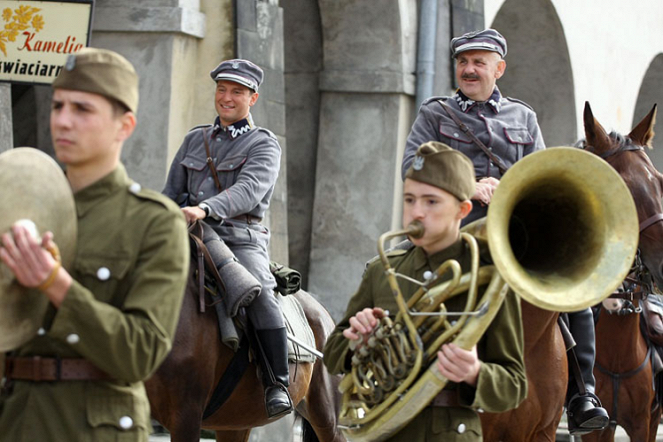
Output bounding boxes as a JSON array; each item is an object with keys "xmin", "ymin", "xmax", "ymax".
[{"xmin": 406, "ymin": 221, "xmax": 425, "ymax": 239}]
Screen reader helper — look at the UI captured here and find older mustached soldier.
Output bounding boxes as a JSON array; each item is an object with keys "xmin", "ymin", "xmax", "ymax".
[
  {"xmin": 402, "ymin": 28, "xmax": 609, "ymax": 435},
  {"xmin": 0, "ymin": 48, "xmax": 189, "ymax": 441},
  {"xmin": 162, "ymin": 59, "xmax": 292, "ymax": 418},
  {"xmin": 324, "ymin": 142, "xmax": 527, "ymax": 441}
]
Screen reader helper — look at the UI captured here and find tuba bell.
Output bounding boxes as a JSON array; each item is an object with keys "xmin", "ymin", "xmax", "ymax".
[{"xmin": 337, "ymin": 147, "xmax": 639, "ymax": 442}]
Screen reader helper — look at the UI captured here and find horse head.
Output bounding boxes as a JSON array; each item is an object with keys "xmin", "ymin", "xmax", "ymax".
[{"xmin": 583, "ymin": 101, "xmax": 663, "ymax": 292}]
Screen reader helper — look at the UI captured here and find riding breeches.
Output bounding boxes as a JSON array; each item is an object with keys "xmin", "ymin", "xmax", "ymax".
[{"xmin": 204, "ymin": 221, "xmax": 285, "ymax": 330}]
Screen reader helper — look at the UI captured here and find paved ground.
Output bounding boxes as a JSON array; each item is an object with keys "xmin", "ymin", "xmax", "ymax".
[{"xmin": 148, "ymin": 416, "xmax": 663, "ymax": 441}]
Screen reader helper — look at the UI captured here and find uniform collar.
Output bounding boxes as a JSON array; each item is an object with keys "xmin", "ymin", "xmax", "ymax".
[
  {"xmin": 454, "ymin": 88, "xmax": 502, "ymax": 113},
  {"xmin": 412, "ymin": 238, "xmax": 466, "ymax": 271},
  {"xmin": 212, "ymin": 114, "xmax": 255, "ymax": 140},
  {"xmin": 74, "ymin": 164, "xmax": 131, "ymax": 218}
]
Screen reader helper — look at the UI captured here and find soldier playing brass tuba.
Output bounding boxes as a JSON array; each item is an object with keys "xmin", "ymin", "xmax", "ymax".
[{"xmin": 323, "ymin": 142, "xmax": 638, "ymax": 442}]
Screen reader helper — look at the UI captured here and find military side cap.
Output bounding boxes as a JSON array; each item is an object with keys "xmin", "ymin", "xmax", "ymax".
[
  {"xmin": 210, "ymin": 59, "xmax": 263, "ymax": 92},
  {"xmin": 450, "ymin": 28, "xmax": 507, "ymax": 58},
  {"xmin": 405, "ymin": 141, "xmax": 475, "ymax": 201},
  {"xmin": 53, "ymin": 48, "xmax": 139, "ymax": 114}
]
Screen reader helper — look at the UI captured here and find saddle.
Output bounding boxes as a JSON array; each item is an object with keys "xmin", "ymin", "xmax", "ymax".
[{"xmin": 187, "ymin": 220, "xmax": 315, "ymax": 361}]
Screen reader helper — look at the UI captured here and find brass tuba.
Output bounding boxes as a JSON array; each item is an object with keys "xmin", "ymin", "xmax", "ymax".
[{"xmin": 337, "ymin": 147, "xmax": 639, "ymax": 442}]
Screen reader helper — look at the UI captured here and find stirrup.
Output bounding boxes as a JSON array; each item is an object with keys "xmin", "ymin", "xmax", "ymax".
[{"xmin": 265, "ymin": 384, "xmax": 293, "ymax": 419}]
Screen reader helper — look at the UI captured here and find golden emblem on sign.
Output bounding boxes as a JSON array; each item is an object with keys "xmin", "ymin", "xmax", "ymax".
[{"xmin": 0, "ymin": 5, "xmax": 44, "ymax": 56}]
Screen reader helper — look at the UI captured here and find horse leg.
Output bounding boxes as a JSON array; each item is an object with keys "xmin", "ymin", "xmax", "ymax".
[
  {"xmin": 648, "ymin": 405, "xmax": 662, "ymax": 442},
  {"xmin": 297, "ymin": 359, "xmax": 344, "ymax": 442},
  {"xmin": 293, "ymin": 290, "xmax": 345, "ymax": 442},
  {"xmin": 215, "ymin": 429, "xmax": 251, "ymax": 442}
]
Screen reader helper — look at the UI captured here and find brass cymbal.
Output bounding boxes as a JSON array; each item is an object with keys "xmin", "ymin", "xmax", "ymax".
[{"xmin": 0, "ymin": 148, "xmax": 77, "ymax": 352}]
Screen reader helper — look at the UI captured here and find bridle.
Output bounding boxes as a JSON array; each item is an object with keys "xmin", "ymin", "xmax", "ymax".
[{"xmin": 581, "ymin": 141, "xmax": 663, "ymax": 299}]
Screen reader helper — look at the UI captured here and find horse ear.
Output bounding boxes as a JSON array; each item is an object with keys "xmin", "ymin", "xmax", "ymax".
[
  {"xmin": 583, "ymin": 101, "xmax": 611, "ymax": 153},
  {"xmin": 629, "ymin": 104, "xmax": 657, "ymax": 148}
]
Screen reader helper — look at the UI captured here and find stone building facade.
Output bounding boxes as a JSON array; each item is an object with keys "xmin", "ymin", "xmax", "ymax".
[{"xmin": 3, "ymin": 4, "xmax": 663, "ymax": 439}]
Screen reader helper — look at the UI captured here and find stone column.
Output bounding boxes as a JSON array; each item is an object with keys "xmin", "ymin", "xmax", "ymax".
[
  {"xmin": 308, "ymin": 0, "xmax": 418, "ymax": 320},
  {"xmin": 236, "ymin": 0, "xmax": 289, "ymax": 264},
  {"xmin": 0, "ymin": 84, "xmax": 13, "ymax": 152},
  {"xmin": 90, "ymin": 0, "xmax": 213, "ymax": 191}
]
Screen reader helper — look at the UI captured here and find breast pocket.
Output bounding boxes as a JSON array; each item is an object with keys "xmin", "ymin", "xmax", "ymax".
[
  {"xmin": 503, "ymin": 127, "xmax": 534, "ymax": 161},
  {"xmin": 216, "ymin": 155, "xmax": 247, "ymax": 190},
  {"xmin": 180, "ymin": 154, "xmax": 208, "ymax": 194},
  {"xmin": 75, "ymin": 256, "xmax": 131, "ymax": 306},
  {"xmin": 439, "ymin": 123, "xmax": 474, "ymax": 155}
]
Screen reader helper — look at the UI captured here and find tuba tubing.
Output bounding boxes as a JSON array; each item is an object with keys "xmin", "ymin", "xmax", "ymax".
[{"xmin": 338, "ymin": 147, "xmax": 639, "ymax": 442}]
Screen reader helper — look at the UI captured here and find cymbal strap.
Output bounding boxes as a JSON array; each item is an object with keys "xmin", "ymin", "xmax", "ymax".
[{"xmin": 37, "ymin": 260, "xmax": 61, "ymax": 291}]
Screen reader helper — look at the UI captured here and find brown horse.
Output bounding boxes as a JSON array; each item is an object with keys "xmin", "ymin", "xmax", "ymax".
[
  {"xmin": 581, "ymin": 102, "xmax": 663, "ymax": 442},
  {"xmin": 145, "ymin": 254, "xmax": 346, "ymax": 442},
  {"xmin": 480, "ymin": 303, "xmax": 567, "ymax": 441}
]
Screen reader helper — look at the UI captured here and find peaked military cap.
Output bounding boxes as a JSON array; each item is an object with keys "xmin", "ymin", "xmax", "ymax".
[
  {"xmin": 450, "ymin": 28, "xmax": 507, "ymax": 59},
  {"xmin": 210, "ymin": 59, "xmax": 263, "ymax": 92},
  {"xmin": 53, "ymin": 47, "xmax": 139, "ymax": 113},
  {"xmin": 405, "ymin": 141, "xmax": 475, "ymax": 201}
]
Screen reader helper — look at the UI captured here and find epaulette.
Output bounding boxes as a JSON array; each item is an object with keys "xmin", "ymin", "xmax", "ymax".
[
  {"xmin": 188, "ymin": 124, "xmax": 212, "ymax": 132},
  {"xmin": 364, "ymin": 242, "xmax": 413, "ymax": 269},
  {"xmin": 126, "ymin": 182, "xmax": 179, "ymax": 211},
  {"xmin": 256, "ymin": 127, "xmax": 278, "ymax": 140},
  {"xmin": 505, "ymin": 97, "xmax": 534, "ymax": 111},
  {"xmin": 422, "ymin": 95, "xmax": 449, "ymax": 106}
]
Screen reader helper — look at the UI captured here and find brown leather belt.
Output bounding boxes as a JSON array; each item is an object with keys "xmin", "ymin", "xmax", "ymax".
[
  {"xmin": 429, "ymin": 388, "xmax": 462, "ymax": 408},
  {"xmin": 230, "ymin": 214, "xmax": 262, "ymax": 224},
  {"xmin": 5, "ymin": 356, "xmax": 113, "ymax": 382}
]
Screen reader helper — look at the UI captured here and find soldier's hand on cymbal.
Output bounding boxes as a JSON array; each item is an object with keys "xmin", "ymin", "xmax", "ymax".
[
  {"xmin": 343, "ymin": 307, "xmax": 386, "ymax": 342},
  {"xmin": 181, "ymin": 206, "xmax": 206, "ymax": 224},
  {"xmin": 436, "ymin": 343, "xmax": 481, "ymax": 387},
  {"xmin": 1, "ymin": 224, "xmax": 57, "ymax": 289},
  {"xmin": 474, "ymin": 177, "xmax": 500, "ymax": 206}
]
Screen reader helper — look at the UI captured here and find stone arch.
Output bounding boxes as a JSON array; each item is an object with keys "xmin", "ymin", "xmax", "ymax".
[
  {"xmin": 491, "ymin": 0, "xmax": 576, "ymax": 146},
  {"xmin": 633, "ymin": 54, "xmax": 663, "ymax": 170}
]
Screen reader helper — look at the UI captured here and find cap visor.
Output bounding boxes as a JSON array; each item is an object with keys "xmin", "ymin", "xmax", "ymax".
[{"xmin": 214, "ymin": 73, "xmax": 257, "ymax": 91}]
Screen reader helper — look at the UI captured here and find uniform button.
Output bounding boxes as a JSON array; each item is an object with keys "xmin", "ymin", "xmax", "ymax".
[
  {"xmin": 457, "ymin": 423, "xmax": 466, "ymax": 434},
  {"xmin": 189, "ymin": 162, "xmax": 194, "ymax": 167},
  {"xmin": 119, "ymin": 416, "xmax": 133, "ymax": 430},
  {"xmin": 423, "ymin": 270, "xmax": 433, "ymax": 280},
  {"xmin": 488, "ymin": 147, "xmax": 492, "ymax": 150},
  {"xmin": 207, "ymin": 177, "xmax": 213, "ymax": 181},
  {"xmin": 66, "ymin": 333, "xmax": 80, "ymax": 344},
  {"xmin": 229, "ymin": 164, "xmax": 233, "ymax": 168},
  {"xmin": 216, "ymin": 137, "xmax": 221, "ymax": 142},
  {"xmin": 477, "ymin": 408, "xmax": 484, "ymax": 413},
  {"xmin": 97, "ymin": 267, "xmax": 111, "ymax": 281},
  {"xmin": 198, "ymin": 191, "xmax": 204, "ymax": 196},
  {"xmin": 37, "ymin": 327, "xmax": 46, "ymax": 336},
  {"xmin": 129, "ymin": 182, "xmax": 141, "ymax": 194},
  {"xmin": 453, "ymin": 132, "xmax": 459, "ymax": 138}
]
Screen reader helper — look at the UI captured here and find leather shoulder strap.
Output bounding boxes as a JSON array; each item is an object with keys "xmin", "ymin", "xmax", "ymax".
[
  {"xmin": 438, "ymin": 101, "xmax": 509, "ymax": 175},
  {"xmin": 202, "ymin": 127, "xmax": 224, "ymax": 193}
]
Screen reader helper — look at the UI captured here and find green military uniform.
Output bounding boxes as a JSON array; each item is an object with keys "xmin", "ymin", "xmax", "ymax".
[
  {"xmin": 323, "ymin": 239, "xmax": 527, "ymax": 441},
  {"xmin": 0, "ymin": 165, "xmax": 189, "ymax": 441}
]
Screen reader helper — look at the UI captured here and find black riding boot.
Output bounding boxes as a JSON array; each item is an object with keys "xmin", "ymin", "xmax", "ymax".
[
  {"xmin": 255, "ymin": 327, "xmax": 293, "ymax": 419},
  {"xmin": 565, "ymin": 309, "xmax": 609, "ymax": 435}
]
